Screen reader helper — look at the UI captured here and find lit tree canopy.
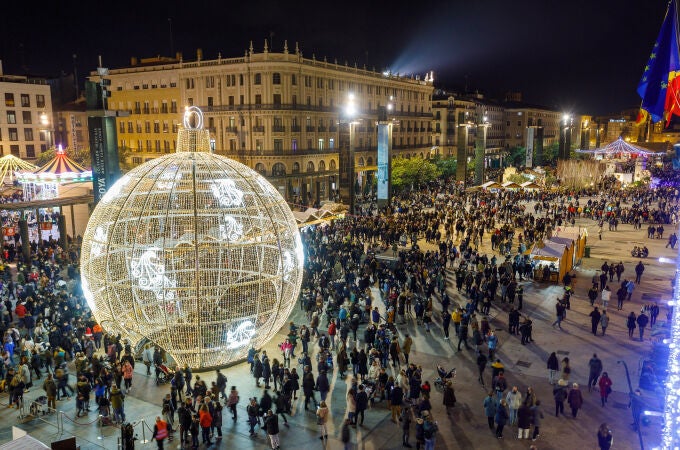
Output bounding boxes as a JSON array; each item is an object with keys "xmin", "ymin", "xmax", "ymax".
[{"xmin": 391, "ymin": 156, "xmax": 441, "ymax": 190}]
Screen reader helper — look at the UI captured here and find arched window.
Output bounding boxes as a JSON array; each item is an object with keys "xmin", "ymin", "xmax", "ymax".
[
  {"xmin": 292, "ymin": 162, "xmax": 300, "ymax": 174},
  {"xmin": 366, "ymin": 157, "xmax": 373, "ymax": 165},
  {"xmin": 358, "ymin": 157, "xmax": 365, "ymax": 167},
  {"xmin": 329, "ymin": 160, "xmax": 337, "ymax": 170},
  {"xmin": 306, "ymin": 161, "xmax": 315, "ymax": 172},
  {"xmin": 254, "ymin": 73, "xmax": 262, "ymax": 85},
  {"xmin": 255, "ymin": 163, "xmax": 266, "ymax": 175},
  {"xmin": 318, "ymin": 160, "xmax": 326, "ymax": 172},
  {"xmin": 272, "ymin": 73, "xmax": 281, "ymax": 85},
  {"xmin": 272, "ymin": 162, "xmax": 286, "ymax": 176}
]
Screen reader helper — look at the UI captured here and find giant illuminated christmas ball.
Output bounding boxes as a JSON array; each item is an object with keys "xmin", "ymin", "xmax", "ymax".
[{"xmin": 80, "ymin": 107, "xmax": 303, "ymax": 369}]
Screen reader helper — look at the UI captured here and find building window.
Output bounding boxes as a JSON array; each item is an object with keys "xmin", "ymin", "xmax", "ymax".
[
  {"xmin": 25, "ymin": 145, "xmax": 35, "ymax": 158},
  {"xmin": 161, "ymin": 101, "xmax": 168, "ymax": 114},
  {"xmin": 7, "ymin": 111, "xmax": 16, "ymax": 124},
  {"xmin": 273, "ymin": 73, "xmax": 281, "ymax": 85},
  {"xmin": 8, "ymin": 128, "xmax": 18, "ymax": 141},
  {"xmin": 229, "ymin": 140, "xmax": 237, "ymax": 151},
  {"xmin": 119, "ymin": 121, "xmax": 125, "ymax": 133},
  {"xmin": 256, "ymin": 140, "xmax": 262, "ymax": 151},
  {"xmin": 39, "ymin": 130, "xmax": 47, "ymax": 141},
  {"xmin": 5, "ymin": 93, "xmax": 14, "ymax": 107},
  {"xmin": 10, "ymin": 145, "xmax": 19, "ymax": 156},
  {"xmin": 185, "ymin": 78, "xmax": 195, "ymax": 89},
  {"xmin": 329, "ymin": 138, "xmax": 334, "ymax": 149},
  {"xmin": 228, "ymin": 96, "xmax": 234, "ymax": 106},
  {"xmin": 205, "ymin": 76, "xmax": 215, "ymax": 88},
  {"xmin": 155, "ymin": 140, "xmax": 161, "ymax": 152},
  {"xmin": 171, "ymin": 100, "xmax": 178, "ymax": 113},
  {"xmin": 307, "ymin": 161, "xmax": 315, "ymax": 172},
  {"xmin": 136, "ymin": 122, "xmax": 142, "ymax": 133},
  {"xmin": 273, "ymin": 94, "xmax": 281, "ymax": 105},
  {"xmin": 22, "ymin": 111, "xmax": 32, "ymax": 124},
  {"xmin": 274, "ymin": 139, "xmax": 283, "ymax": 154},
  {"xmin": 255, "ymin": 95, "xmax": 262, "ymax": 105},
  {"xmin": 208, "ymin": 97, "xmax": 214, "ymax": 107},
  {"xmin": 239, "ymin": 74, "xmax": 244, "ymax": 85},
  {"xmin": 254, "ymin": 73, "xmax": 262, "ymax": 85},
  {"xmin": 20, "ymin": 94, "xmax": 30, "ymax": 107},
  {"xmin": 291, "ymin": 74, "xmax": 297, "ymax": 86},
  {"xmin": 36, "ymin": 95, "xmax": 45, "ymax": 108},
  {"xmin": 145, "ymin": 121, "xmax": 151, "ymax": 133},
  {"xmin": 318, "ymin": 138, "xmax": 324, "ymax": 150},
  {"xmin": 163, "ymin": 121, "xmax": 169, "ymax": 133},
  {"xmin": 272, "ymin": 163, "xmax": 285, "ymax": 176},
  {"xmin": 307, "ymin": 139, "xmax": 312, "ymax": 150},
  {"xmin": 24, "ymin": 128, "xmax": 33, "ymax": 141},
  {"xmin": 292, "ymin": 139, "xmax": 297, "ymax": 151},
  {"xmin": 154, "ymin": 122, "xmax": 160, "ymax": 133}
]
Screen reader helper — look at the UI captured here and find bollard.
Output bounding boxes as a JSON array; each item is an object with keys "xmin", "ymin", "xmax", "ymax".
[
  {"xmin": 97, "ymin": 415, "xmax": 104, "ymax": 440},
  {"xmin": 139, "ymin": 418, "xmax": 150, "ymax": 443}
]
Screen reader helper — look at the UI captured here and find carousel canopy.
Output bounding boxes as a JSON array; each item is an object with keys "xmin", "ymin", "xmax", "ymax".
[
  {"xmin": 0, "ymin": 154, "xmax": 37, "ymax": 185},
  {"xmin": 18, "ymin": 147, "xmax": 91, "ymax": 184},
  {"xmin": 575, "ymin": 137, "xmax": 660, "ymax": 156}
]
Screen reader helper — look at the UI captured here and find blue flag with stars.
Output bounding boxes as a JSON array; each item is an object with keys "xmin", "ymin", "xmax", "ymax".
[{"xmin": 637, "ymin": 0, "xmax": 680, "ymax": 123}]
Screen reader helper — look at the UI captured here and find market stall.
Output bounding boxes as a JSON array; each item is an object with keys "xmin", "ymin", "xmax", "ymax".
[{"xmin": 530, "ymin": 240, "xmax": 570, "ymax": 282}]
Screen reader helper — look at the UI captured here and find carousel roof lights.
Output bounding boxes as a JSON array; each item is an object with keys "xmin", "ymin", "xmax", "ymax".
[{"xmin": 575, "ymin": 136, "xmax": 658, "ymax": 156}]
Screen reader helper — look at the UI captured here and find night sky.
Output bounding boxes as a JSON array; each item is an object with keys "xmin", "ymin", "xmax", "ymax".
[{"xmin": 0, "ymin": 0, "xmax": 670, "ymax": 115}]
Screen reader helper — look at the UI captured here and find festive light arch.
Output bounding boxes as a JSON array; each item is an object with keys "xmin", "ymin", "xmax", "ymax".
[{"xmin": 80, "ymin": 107, "xmax": 304, "ymax": 369}]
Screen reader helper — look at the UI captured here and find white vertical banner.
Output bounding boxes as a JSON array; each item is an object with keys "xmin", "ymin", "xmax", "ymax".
[{"xmin": 525, "ymin": 127, "xmax": 534, "ymax": 168}]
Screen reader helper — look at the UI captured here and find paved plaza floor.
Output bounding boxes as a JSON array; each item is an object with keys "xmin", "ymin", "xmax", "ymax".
[{"xmin": 0, "ymin": 197, "xmax": 675, "ymax": 449}]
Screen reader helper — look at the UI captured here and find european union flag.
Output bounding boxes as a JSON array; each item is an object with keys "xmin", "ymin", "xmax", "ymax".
[{"xmin": 637, "ymin": 0, "xmax": 680, "ymax": 123}]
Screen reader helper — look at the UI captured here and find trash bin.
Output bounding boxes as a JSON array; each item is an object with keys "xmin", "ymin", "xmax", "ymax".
[{"xmin": 584, "ymin": 246, "xmax": 591, "ymax": 258}]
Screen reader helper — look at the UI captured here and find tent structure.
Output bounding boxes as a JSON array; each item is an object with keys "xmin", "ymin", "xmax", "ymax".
[
  {"xmin": 501, "ymin": 181, "xmax": 521, "ymax": 190},
  {"xmin": 530, "ymin": 240, "xmax": 571, "ymax": 282},
  {"xmin": 0, "ymin": 154, "xmax": 37, "ymax": 185},
  {"xmin": 575, "ymin": 137, "xmax": 661, "ymax": 159},
  {"xmin": 17, "ymin": 146, "xmax": 92, "ymax": 201},
  {"xmin": 469, "ymin": 180, "xmax": 501, "ymax": 191},
  {"xmin": 292, "ymin": 207, "xmax": 340, "ymax": 225},
  {"xmin": 520, "ymin": 181, "xmax": 541, "ymax": 190}
]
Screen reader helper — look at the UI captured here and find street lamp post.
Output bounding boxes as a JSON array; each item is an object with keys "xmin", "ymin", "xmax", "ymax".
[
  {"xmin": 339, "ymin": 93, "xmax": 358, "ymax": 215},
  {"xmin": 474, "ymin": 110, "xmax": 490, "ymax": 185},
  {"xmin": 456, "ymin": 112, "xmax": 472, "ymax": 186},
  {"xmin": 559, "ymin": 114, "xmax": 573, "ymax": 160}
]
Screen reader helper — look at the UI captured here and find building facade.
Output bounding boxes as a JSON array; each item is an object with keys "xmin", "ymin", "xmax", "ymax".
[
  {"xmin": 94, "ymin": 44, "xmax": 434, "ymax": 204},
  {"xmin": 0, "ymin": 64, "xmax": 53, "ymax": 161}
]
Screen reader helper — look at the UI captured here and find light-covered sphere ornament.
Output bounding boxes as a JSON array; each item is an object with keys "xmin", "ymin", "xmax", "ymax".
[{"xmin": 80, "ymin": 107, "xmax": 304, "ymax": 369}]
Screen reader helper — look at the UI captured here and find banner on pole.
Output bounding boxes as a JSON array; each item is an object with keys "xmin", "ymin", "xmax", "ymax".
[{"xmin": 526, "ymin": 127, "xmax": 534, "ymax": 168}]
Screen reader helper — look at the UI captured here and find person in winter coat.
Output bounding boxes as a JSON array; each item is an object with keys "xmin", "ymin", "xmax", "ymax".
[
  {"xmin": 302, "ymin": 367, "xmax": 317, "ymax": 410},
  {"xmin": 357, "ymin": 349, "xmax": 368, "ymax": 381},
  {"xmin": 567, "ymin": 383, "xmax": 584, "ymax": 418},
  {"xmin": 43, "ymin": 373, "xmax": 57, "ymax": 411},
  {"xmin": 122, "ymin": 360, "xmax": 133, "ymax": 392},
  {"xmin": 316, "ymin": 400, "xmax": 329, "ymax": 441},
  {"xmin": 627, "ymin": 312, "xmax": 637, "ymax": 339},
  {"xmin": 483, "ymin": 391, "xmax": 497, "ymax": 429},
  {"xmin": 337, "ymin": 347, "xmax": 349, "ymax": 378},
  {"xmin": 341, "ymin": 418, "xmax": 352, "ymax": 450},
  {"xmin": 637, "ymin": 311, "xmax": 649, "ymax": 341},
  {"xmin": 600, "ymin": 311, "xmax": 610, "ymax": 335},
  {"xmin": 530, "ymin": 400, "xmax": 544, "ymax": 440},
  {"xmin": 598, "ymin": 372, "xmax": 613, "ymax": 406},
  {"xmin": 152, "ymin": 416, "xmax": 169, "ymax": 450},
  {"xmin": 505, "ymin": 386, "xmax": 522, "ymax": 425},
  {"xmin": 598, "ymin": 422, "xmax": 614, "ymax": 450},
  {"xmin": 355, "ymin": 384, "xmax": 369, "ymax": 426},
  {"xmin": 553, "ymin": 379, "xmax": 568, "ymax": 416},
  {"xmin": 253, "ymin": 355, "xmax": 263, "ymax": 387},
  {"xmin": 263, "ymin": 409, "xmax": 280, "ymax": 450},
  {"xmin": 442, "ymin": 381, "xmax": 456, "ymax": 416},
  {"xmin": 198, "ymin": 404, "xmax": 212, "ymax": 445},
  {"xmin": 262, "ymin": 355, "xmax": 272, "ymax": 389},
  {"xmin": 517, "ymin": 402, "xmax": 532, "ymax": 439},
  {"xmin": 346, "ymin": 389, "xmax": 357, "ymax": 424},
  {"xmin": 547, "ymin": 352, "xmax": 559, "ymax": 385},
  {"xmin": 315, "ymin": 370, "xmax": 330, "ymax": 402},
  {"xmin": 495, "ymin": 399, "xmax": 509, "ymax": 438}
]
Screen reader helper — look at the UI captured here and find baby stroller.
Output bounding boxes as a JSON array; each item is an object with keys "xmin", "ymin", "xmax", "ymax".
[
  {"xmin": 155, "ymin": 363, "xmax": 174, "ymax": 385},
  {"xmin": 29, "ymin": 396, "xmax": 48, "ymax": 416},
  {"xmin": 434, "ymin": 364, "xmax": 456, "ymax": 392},
  {"xmin": 98, "ymin": 397, "xmax": 113, "ymax": 426},
  {"xmin": 363, "ymin": 380, "xmax": 384, "ymax": 405}
]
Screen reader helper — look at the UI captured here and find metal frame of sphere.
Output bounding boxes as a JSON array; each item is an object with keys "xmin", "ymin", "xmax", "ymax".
[{"xmin": 80, "ymin": 107, "xmax": 304, "ymax": 369}]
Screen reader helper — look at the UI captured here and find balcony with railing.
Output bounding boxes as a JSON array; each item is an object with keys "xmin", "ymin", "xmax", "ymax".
[
  {"xmin": 226, "ymin": 126, "xmax": 238, "ymax": 133},
  {"xmin": 305, "ymin": 126, "xmax": 315, "ymax": 132},
  {"xmin": 253, "ymin": 126, "xmax": 265, "ymax": 133},
  {"xmin": 291, "ymin": 125, "xmax": 301, "ymax": 132},
  {"xmin": 272, "ymin": 126, "xmax": 286, "ymax": 133}
]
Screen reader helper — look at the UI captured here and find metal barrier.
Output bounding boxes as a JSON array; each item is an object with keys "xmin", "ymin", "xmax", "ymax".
[{"xmin": 22, "ymin": 400, "xmax": 62, "ymax": 433}]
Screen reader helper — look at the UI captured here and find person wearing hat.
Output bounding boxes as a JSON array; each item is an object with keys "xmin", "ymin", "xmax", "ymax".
[{"xmin": 553, "ymin": 379, "xmax": 568, "ymax": 417}]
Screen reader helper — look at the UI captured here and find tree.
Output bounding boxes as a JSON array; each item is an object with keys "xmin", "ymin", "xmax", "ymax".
[
  {"xmin": 391, "ymin": 156, "xmax": 440, "ymax": 191},
  {"xmin": 432, "ymin": 155, "xmax": 457, "ymax": 178},
  {"xmin": 35, "ymin": 149, "xmax": 56, "ymax": 166},
  {"xmin": 542, "ymin": 142, "xmax": 559, "ymax": 167},
  {"xmin": 507, "ymin": 146, "xmax": 527, "ymax": 168}
]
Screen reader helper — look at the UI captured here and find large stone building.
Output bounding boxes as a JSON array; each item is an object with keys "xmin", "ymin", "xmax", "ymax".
[
  {"xmin": 0, "ymin": 62, "xmax": 54, "ymax": 160},
  {"xmin": 94, "ymin": 43, "xmax": 434, "ymax": 204}
]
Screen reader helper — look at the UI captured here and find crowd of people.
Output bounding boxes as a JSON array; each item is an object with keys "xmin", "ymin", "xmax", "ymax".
[{"xmin": 0, "ymin": 180, "xmax": 676, "ymax": 449}]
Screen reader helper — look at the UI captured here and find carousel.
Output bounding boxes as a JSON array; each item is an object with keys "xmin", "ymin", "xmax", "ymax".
[{"xmin": 17, "ymin": 145, "xmax": 92, "ymax": 201}]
